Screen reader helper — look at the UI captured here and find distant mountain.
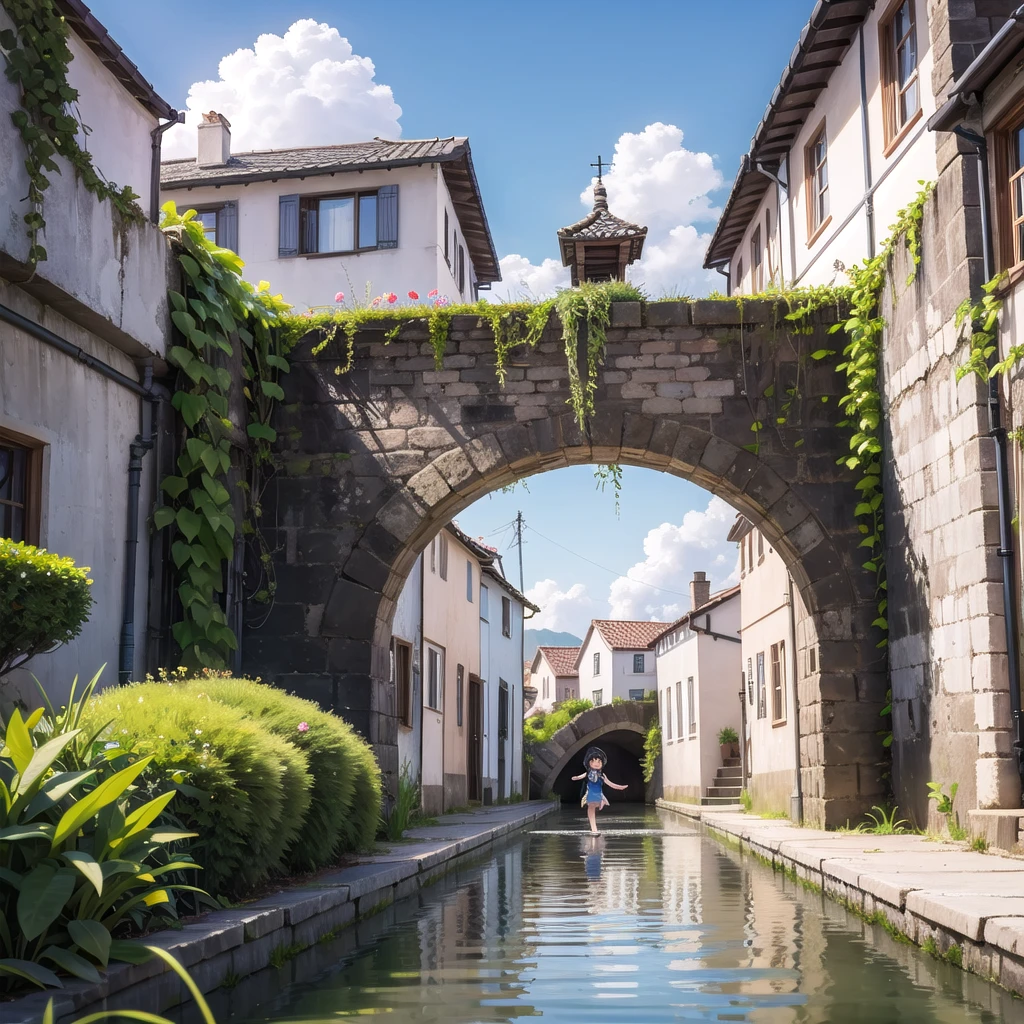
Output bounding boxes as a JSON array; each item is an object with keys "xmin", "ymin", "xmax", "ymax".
[{"xmin": 525, "ymin": 629, "xmax": 583, "ymax": 665}]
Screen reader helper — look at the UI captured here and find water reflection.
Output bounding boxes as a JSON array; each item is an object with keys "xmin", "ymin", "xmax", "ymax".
[{"xmin": 222, "ymin": 808, "xmax": 1012, "ymax": 1024}]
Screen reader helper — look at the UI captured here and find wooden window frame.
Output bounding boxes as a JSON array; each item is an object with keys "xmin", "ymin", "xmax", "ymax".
[
  {"xmin": 771, "ymin": 640, "xmax": 787, "ymax": 725},
  {"xmin": 991, "ymin": 93, "xmax": 1024, "ymax": 274},
  {"xmin": 804, "ymin": 120, "xmax": 832, "ymax": 245},
  {"xmin": 879, "ymin": 0, "xmax": 923, "ymax": 157},
  {"xmin": 0, "ymin": 427, "xmax": 44, "ymax": 546},
  {"xmin": 751, "ymin": 223, "xmax": 763, "ymax": 293},
  {"xmin": 298, "ymin": 188, "xmax": 380, "ymax": 258},
  {"xmin": 392, "ymin": 638, "xmax": 413, "ymax": 729}
]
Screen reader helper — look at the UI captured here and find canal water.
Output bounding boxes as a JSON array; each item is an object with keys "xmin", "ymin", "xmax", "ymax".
[{"xmin": 221, "ymin": 807, "xmax": 1013, "ymax": 1024}]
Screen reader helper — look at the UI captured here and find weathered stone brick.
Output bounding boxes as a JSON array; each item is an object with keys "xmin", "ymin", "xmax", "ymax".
[
  {"xmin": 642, "ymin": 397, "xmax": 683, "ymax": 415},
  {"xmin": 681, "ymin": 397, "xmax": 723, "ymax": 414},
  {"xmin": 656, "ymin": 382, "xmax": 695, "ymax": 399}
]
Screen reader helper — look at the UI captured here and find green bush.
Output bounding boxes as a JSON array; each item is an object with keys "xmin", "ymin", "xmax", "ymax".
[
  {"xmin": 82, "ymin": 683, "xmax": 312, "ymax": 896},
  {"xmin": 717, "ymin": 726, "xmax": 738, "ymax": 745},
  {"xmin": 0, "ymin": 540, "xmax": 92, "ymax": 674},
  {"xmin": 642, "ymin": 719, "xmax": 661, "ymax": 783},
  {"xmin": 523, "ymin": 699, "xmax": 593, "ymax": 753},
  {"xmin": 187, "ymin": 677, "xmax": 381, "ymax": 869},
  {"xmin": 0, "ymin": 704, "xmax": 207, "ymax": 992}
]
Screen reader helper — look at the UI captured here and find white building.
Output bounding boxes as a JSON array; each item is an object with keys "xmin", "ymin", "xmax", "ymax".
[
  {"xmin": 654, "ymin": 573, "xmax": 741, "ymax": 805},
  {"xmin": 0, "ymin": 0, "xmax": 177, "ymax": 705},
  {"xmin": 729, "ymin": 516, "xmax": 804, "ymax": 817},
  {"xmin": 575, "ymin": 620, "xmax": 666, "ymax": 706},
  {"xmin": 160, "ymin": 117, "xmax": 501, "ymax": 311},
  {"xmin": 390, "ymin": 554, "xmax": 423, "ymax": 790},
  {"xmin": 527, "ymin": 646, "xmax": 581, "ymax": 715}
]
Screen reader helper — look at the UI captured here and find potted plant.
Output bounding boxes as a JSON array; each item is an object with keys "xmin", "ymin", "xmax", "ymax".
[{"xmin": 718, "ymin": 726, "xmax": 739, "ymax": 761}]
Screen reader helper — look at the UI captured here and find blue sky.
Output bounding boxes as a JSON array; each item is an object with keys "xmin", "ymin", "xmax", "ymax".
[{"xmin": 90, "ymin": 0, "xmax": 811, "ymax": 636}]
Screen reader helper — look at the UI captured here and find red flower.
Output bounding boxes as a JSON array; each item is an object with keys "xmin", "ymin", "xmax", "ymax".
[
  {"xmin": 387, "ymin": 292, "xmax": 398, "ymax": 304},
  {"xmin": 428, "ymin": 289, "xmax": 439, "ymax": 298},
  {"xmin": 334, "ymin": 291, "xmax": 345, "ymax": 303},
  {"xmin": 408, "ymin": 291, "xmax": 419, "ymax": 300}
]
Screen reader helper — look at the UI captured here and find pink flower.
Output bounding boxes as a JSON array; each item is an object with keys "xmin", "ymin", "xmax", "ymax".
[
  {"xmin": 433, "ymin": 295, "xmax": 451, "ymax": 308},
  {"xmin": 428, "ymin": 289, "xmax": 439, "ymax": 298},
  {"xmin": 387, "ymin": 292, "xmax": 398, "ymax": 304},
  {"xmin": 334, "ymin": 291, "xmax": 345, "ymax": 303},
  {"xmin": 408, "ymin": 291, "xmax": 419, "ymax": 300},
  {"xmin": 371, "ymin": 296, "xmax": 382, "ymax": 307},
  {"xmin": 297, "ymin": 722, "xmax": 309, "ymax": 733}
]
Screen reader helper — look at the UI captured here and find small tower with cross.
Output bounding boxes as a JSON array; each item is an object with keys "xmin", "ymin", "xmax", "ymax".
[{"xmin": 557, "ymin": 156, "xmax": 647, "ymax": 286}]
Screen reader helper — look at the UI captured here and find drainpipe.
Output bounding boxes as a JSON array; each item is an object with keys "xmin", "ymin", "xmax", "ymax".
[
  {"xmin": 951, "ymin": 125, "xmax": 1024, "ymax": 792},
  {"xmin": 150, "ymin": 112, "xmax": 184, "ymax": 224},
  {"xmin": 753, "ymin": 163, "xmax": 788, "ymax": 287},
  {"xmin": 713, "ymin": 262, "xmax": 731, "ymax": 295},
  {"xmin": 786, "ymin": 576, "xmax": 803, "ymax": 823},
  {"xmin": 858, "ymin": 26, "xmax": 876, "ymax": 259}
]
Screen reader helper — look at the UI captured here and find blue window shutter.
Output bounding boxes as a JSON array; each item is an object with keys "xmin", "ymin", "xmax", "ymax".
[
  {"xmin": 218, "ymin": 201, "xmax": 238, "ymax": 253},
  {"xmin": 301, "ymin": 200, "xmax": 318, "ymax": 255},
  {"xmin": 279, "ymin": 194, "xmax": 299, "ymax": 257},
  {"xmin": 377, "ymin": 184, "xmax": 398, "ymax": 249}
]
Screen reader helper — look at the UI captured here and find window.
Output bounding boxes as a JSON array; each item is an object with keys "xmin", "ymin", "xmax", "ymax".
[
  {"xmin": 0, "ymin": 431, "xmax": 42, "ymax": 544},
  {"xmin": 466, "ymin": 560, "xmax": 474, "ymax": 602},
  {"xmin": 592, "ymin": 689, "xmax": 603, "ymax": 706},
  {"xmin": 629, "ymin": 688, "xmax": 644, "ymax": 701},
  {"xmin": 457, "ymin": 245, "xmax": 466, "ymax": 293},
  {"xmin": 808, "ymin": 646, "xmax": 818, "ymax": 674},
  {"xmin": 804, "ymin": 122, "xmax": 830, "ymax": 240},
  {"xmin": 747, "ymin": 658, "xmax": 755, "ymax": 705},
  {"xmin": 278, "ymin": 185, "xmax": 397, "ymax": 257},
  {"xmin": 757, "ymin": 529, "xmax": 764, "ymax": 562},
  {"xmin": 501, "ymin": 596, "xmax": 512, "ymax": 638},
  {"xmin": 480, "ymin": 584, "xmax": 489, "ymax": 621},
  {"xmin": 593, "ymin": 652, "xmax": 601, "ymax": 676},
  {"xmin": 771, "ymin": 640, "xmax": 786, "ymax": 723},
  {"xmin": 439, "ymin": 533, "xmax": 449, "ymax": 580},
  {"xmin": 430, "ymin": 538, "xmax": 436, "ymax": 574},
  {"xmin": 765, "ymin": 207, "xmax": 774, "ymax": 284},
  {"xmin": 687, "ymin": 677, "xmax": 696, "ymax": 737},
  {"xmin": 756, "ymin": 652, "xmax": 767, "ymax": 720},
  {"xmin": 880, "ymin": 0, "xmax": 920, "ymax": 151},
  {"xmin": 751, "ymin": 224, "xmax": 763, "ymax": 292},
  {"xmin": 457, "ymin": 664, "xmax": 464, "ymax": 727},
  {"xmin": 675, "ymin": 680, "xmax": 684, "ymax": 738},
  {"xmin": 426, "ymin": 645, "xmax": 443, "ymax": 710},
  {"xmin": 498, "ymin": 679, "xmax": 509, "ymax": 738},
  {"xmin": 633, "ymin": 653, "xmax": 645, "ymax": 674},
  {"xmin": 664, "ymin": 689, "xmax": 673, "ymax": 740},
  {"xmin": 997, "ymin": 115, "xmax": 1024, "ymax": 269},
  {"xmin": 444, "ymin": 209, "xmax": 450, "ymax": 264},
  {"xmin": 543, "ymin": 676, "xmax": 549, "ymax": 700},
  {"xmin": 192, "ymin": 202, "xmax": 237, "ymax": 251},
  {"xmin": 734, "ymin": 258, "xmax": 744, "ymax": 295},
  {"xmin": 565, "ymin": 687, "xmax": 573, "ymax": 700},
  {"xmin": 392, "ymin": 638, "xmax": 413, "ymax": 728}
]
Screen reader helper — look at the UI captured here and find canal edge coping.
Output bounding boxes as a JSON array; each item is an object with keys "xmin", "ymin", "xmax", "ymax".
[
  {"xmin": 656, "ymin": 798, "xmax": 1024, "ymax": 998},
  {"xmin": 3, "ymin": 800, "xmax": 559, "ymax": 1024}
]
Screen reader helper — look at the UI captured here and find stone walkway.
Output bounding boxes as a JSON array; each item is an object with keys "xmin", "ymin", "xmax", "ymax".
[{"xmin": 658, "ymin": 799, "xmax": 1024, "ymax": 997}]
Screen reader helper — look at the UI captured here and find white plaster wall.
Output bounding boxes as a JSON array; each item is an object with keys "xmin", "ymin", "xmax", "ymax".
[
  {"xmin": 657, "ymin": 632, "xmax": 703, "ymax": 801},
  {"xmin": 393, "ymin": 553, "xmax": 422, "ymax": 787},
  {"xmin": 0, "ymin": 282, "xmax": 153, "ymax": 707},
  {"xmin": 610, "ymin": 648, "xmax": 658, "ymax": 701},
  {"xmin": 731, "ymin": 7, "xmax": 938, "ymax": 292},
  {"xmin": 435, "ymin": 170, "xmax": 479, "ymax": 303},
  {"xmin": 0, "ymin": 9, "xmax": 169, "ymax": 359},
  {"xmin": 576, "ymin": 628, "xmax": 612, "ymax": 704},
  {"xmin": 695, "ymin": 601, "xmax": 743, "ymax": 788}
]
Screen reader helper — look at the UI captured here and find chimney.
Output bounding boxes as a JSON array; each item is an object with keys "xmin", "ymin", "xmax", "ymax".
[
  {"xmin": 197, "ymin": 111, "xmax": 231, "ymax": 167},
  {"xmin": 690, "ymin": 571, "xmax": 710, "ymax": 611}
]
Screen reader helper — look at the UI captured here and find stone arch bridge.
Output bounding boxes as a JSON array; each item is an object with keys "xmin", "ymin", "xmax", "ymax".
[
  {"xmin": 246, "ymin": 298, "xmax": 884, "ymax": 828},
  {"xmin": 528, "ymin": 700, "xmax": 658, "ymax": 804}
]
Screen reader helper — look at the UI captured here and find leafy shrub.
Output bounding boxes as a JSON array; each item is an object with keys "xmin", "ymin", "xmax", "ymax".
[
  {"xmin": 0, "ymin": 706, "xmax": 206, "ymax": 991},
  {"xmin": 383, "ymin": 762, "xmax": 420, "ymax": 841},
  {"xmin": 82, "ymin": 683, "xmax": 312, "ymax": 895},
  {"xmin": 523, "ymin": 698, "xmax": 593, "ymax": 750},
  {"xmin": 717, "ymin": 726, "xmax": 738, "ymax": 745},
  {"xmin": 642, "ymin": 719, "xmax": 661, "ymax": 783},
  {"xmin": 187, "ymin": 677, "xmax": 381, "ymax": 868},
  {"xmin": 0, "ymin": 540, "xmax": 92, "ymax": 674}
]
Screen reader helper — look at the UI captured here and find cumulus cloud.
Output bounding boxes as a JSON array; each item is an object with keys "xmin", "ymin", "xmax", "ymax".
[
  {"xmin": 163, "ymin": 19, "xmax": 402, "ymax": 159},
  {"xmin": 492, "ymin": 122, "xmax": 724, "ymax": 301},
  {"xmin": 526, "ymin": 579, "xmax": 594, "ymax": 634},
  {"xmin": 607, "ymin": 496, "xmax": 740, "ymax": 622}
]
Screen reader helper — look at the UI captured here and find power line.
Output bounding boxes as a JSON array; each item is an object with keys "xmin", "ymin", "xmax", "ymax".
[{"xmin": 523, "ymin": 524, "xmax": 692, "ymax": 599}]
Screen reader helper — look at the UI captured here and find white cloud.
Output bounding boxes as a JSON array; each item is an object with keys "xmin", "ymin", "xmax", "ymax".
[
  {"xmin": 494, "ymin": 122, "xmax": 724, "ymax": 300},
  {"xmin": 163, "ymin": 19, "xmax": 402, "ymax": 159},
  {"xmin": 607, "ymin": 496, "xmax": 740, "ymax": 621},
  {"xmin": 526, "ymin": 579, "xmax": 594, "ymax": 633}
]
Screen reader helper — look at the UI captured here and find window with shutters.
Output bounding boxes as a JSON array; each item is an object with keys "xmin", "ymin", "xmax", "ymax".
[
  {"xmin": 279, "ymin": 185, "xmax": 397, "ymax": 257},
  {"xmin": 192, "ymin": 202, "xmax": 238, "ymax": 252},
  {"xmin": 0, "ymin": 430, "xmax": 43, "ymax": 545}
]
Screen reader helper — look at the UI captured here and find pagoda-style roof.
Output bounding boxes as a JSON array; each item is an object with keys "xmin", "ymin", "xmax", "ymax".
[{"xmin": 557, "ymin": 182, "xmax": 647, "ymax": 268}]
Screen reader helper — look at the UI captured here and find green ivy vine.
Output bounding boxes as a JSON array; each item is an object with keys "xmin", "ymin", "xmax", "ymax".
[
  {"xmin": 0, "ymin": 0, "xmax": 144, "ymax": 265},
  {"xmin": 955, "ymin": 271, "xmax": 1016, "ymax": 383},
  {"xmin": 158, "ymin": 202, "xmax": 292, "ymax": 668}
]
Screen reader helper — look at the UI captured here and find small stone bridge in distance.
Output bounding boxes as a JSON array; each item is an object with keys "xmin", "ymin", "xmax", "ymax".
[{"xmin": 528, "ymin": 700, "xmax": 659, "ymax": 804}]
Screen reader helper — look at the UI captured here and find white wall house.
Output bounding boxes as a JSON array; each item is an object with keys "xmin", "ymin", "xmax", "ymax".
[
  {"xmin": 527, "ymin": 646, "xmax": 580, "ymax": 716},
  {"xmin": 705, "ymin": 0, "xmax": 937, "ymax": 290},
  {"xmin": 654, "ymin": 573, "xmax": 741, "ymax": 805},
  {"xmin": 0, "ymin": 0, "xmax": 177, "ymax": 706},
  {"xmin": 391, "ymin": 554, "xmax": 423, "ymax": 791},
  {"xmin": 575, "ymin": 620, "xmax": 666, "ymax": 706},
  {"xmin": 160, "ymin": 118, "xmax": 500, "ymax": 311},
  {"xmin": 729, "ymin": 517, "xmax": 805, "ymax": 817}
]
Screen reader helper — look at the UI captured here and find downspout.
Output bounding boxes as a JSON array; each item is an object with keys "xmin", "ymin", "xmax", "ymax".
[
  {"xmin": 858, "ymin": 26, "xmax": 876, "ymax": 259},
  {"xmin": 713, "ymin": 262, "xmax": 731, "ymax": 295},
  {"xmin": 150, "ymin": 112, "xmax": 184, "ymax": 224},
  {"xmin": 950, "ymin": 126, "xmax": 1023, "ymax": 790},
  {"xmin": 754, "ymin": 163, "xmax": 788, "ymax": 287},
  {"xmin": 786, "ymin": 576, "xmax": 803, "ymax": 823}
]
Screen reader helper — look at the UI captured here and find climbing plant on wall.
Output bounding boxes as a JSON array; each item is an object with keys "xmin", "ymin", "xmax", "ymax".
[
  {"xmin": 0, "ymin": 0, "xmax": 143, "ymax": 265},
  {"xmin": 158, "ymin": 202, "xmax": 292, "ymax": 668}
]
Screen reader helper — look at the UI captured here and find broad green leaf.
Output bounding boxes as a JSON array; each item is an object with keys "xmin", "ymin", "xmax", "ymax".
[
  {"xmin": 62, "ymin": 851, "xmax": 104, "ymax": 896},
  {"xmin": 13, "ymin": 729, "xmax": 81, "ymax": 801},
  {"xmin": 149, "ymin": 830, "xmax": 199, "ymax": 843},
  {"xmin": 201, "ymin": 473, "xmax": 230, "ymax": 506},
  {"xmin": 176, "ymin": 508, "xmax": 203, "ymax": 542},
  {"xmin": 170, "ymin": 310, "xmax": 196, "ymax": 336},
  {"xmin": 179, "ymin": 254, "xmax": 201, "ymax": 279},
  {"xmin": 247, "ymin": 423, "xmax": 277, "ymax": 442},
  {"xmin": 18, "ymin": 863, "xmax": 75, "ymax": 939},
  {"xmin": 121, "ymin": 789, "xmax": 176, "ymax": 837},
  {"xmin": 168, "ymin": 290, "xmax": 187, "ymax": 313},
  {"xmin": 4, "ymin": 708, "xmax": 33, "ymax": 774},
  {"xmin": 153, "ymin": 507, "xmax": 177, "ymax": 530},
  {"xmin": 69, "ymin": 919, "xmax": 112, "ymax": 966},
  {"xmin": 265, "ymin": 354, "xmax": 290, "ymax": 372},
  {"xmin": 260, "ymin": 379, "xmax": 285, "ymax": 401},
  {"xmin": 174, "ymin": 391, "xmax": 208, "ymax": 429},
  {"xmin": 0, "ymin": 958, "xmax": 62, "ymax": 989},
  {"xmin": 0, "ymin": 823, "xmax": 54, "ymax": 841},
  {"xmin": 108, "ymin": 940, "xmax": 154, "ymax": 965},
  {"xmin": 161, "ymin": 476, "xmax": 190, "ymax": 500},
  {"xmin": 40, "ymin": 945, "xmax": 101, "ymax": 983},
  {"xmin": 167, "ymin": 345, "xmax": 194, "ymax": 371}
]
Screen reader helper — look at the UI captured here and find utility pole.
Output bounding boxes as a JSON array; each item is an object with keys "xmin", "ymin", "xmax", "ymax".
[{"xmin": 514, "ymin": 511, "xmax": 524, "ymax": 592}]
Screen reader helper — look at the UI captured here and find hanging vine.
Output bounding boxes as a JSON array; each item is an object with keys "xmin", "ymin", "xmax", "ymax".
[
  {"xmin": 0, "ymin": 0, "xmax": 144, "ymax": 265},
  {"xmin": 158, "ymin": 202, "xmax": 292, "ymax": 668},
  {"xmin": 955, "ymin": 271, "xmax": 1014, "ymax": 383}
]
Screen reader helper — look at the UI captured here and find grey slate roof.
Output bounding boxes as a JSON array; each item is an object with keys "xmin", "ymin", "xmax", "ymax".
[
  {"xmin": 557, "ymin": 182, "xmax": 647, "ymax": 267},
  {"xmin": 161, "ymin": 137, "xmax": 501, "ymax": 282}
]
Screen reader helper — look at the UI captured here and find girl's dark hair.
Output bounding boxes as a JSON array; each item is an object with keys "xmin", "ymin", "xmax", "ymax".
[{"xmin": 583, "ymin": 746, "xmax": 607, "ymax": 767}]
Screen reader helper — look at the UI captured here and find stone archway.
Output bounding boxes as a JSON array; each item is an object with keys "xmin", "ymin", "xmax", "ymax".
[{"xmin": 247, "ymin": 300, "xmax": 885, "ymax": 828}]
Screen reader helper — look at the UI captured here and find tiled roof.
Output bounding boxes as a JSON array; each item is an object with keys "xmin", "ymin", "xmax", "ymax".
[
  {"xmin": 557, "ymin": 182, "xmax": 646, "ymax": 267},
  {"xmin": 161, "ymin": 137, "xmax": 500, "ymax": 283},
  {"xmin": 592, "ymin": 620, "xmax": 670, "ymax": 651},
  {"xmin": 649, "ymin": 586, "xmax": 741, "ymax": 646},
  {"xmin": 537, "ymin": 646, "xmax": 581, "ymax": 677}
]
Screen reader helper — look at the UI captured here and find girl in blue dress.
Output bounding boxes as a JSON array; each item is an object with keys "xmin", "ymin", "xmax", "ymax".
[{"xmin": 571, "ymin": 746, "xmax": 627, "ymax": 833}]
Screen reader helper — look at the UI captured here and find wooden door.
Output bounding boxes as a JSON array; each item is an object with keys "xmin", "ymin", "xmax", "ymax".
[{"xmin": 468, "ymin": 677, "xmax": 483, "ymax": 803}]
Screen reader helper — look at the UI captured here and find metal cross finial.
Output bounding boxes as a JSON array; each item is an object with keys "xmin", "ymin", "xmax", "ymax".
[{"xmin": 590, "ymin": 155, "xmax": 605, "ymax": 181}]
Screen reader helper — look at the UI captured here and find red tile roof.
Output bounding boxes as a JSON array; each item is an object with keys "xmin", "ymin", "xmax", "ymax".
[
  {"xmin": 592, "ymin": 620, "xmax": 670, "ymax": 651},
  {"xmin": 536, "ymin": 646, "xmax": 580, "ymax": 677}
]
